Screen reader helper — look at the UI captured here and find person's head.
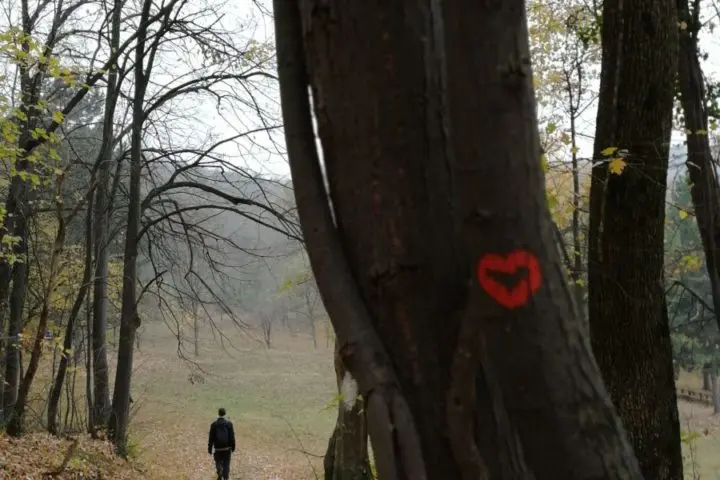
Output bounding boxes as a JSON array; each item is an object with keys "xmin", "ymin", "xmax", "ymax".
[{"xmin": 218, "ymin": 407, "xmax": 226, "ymax": 417}]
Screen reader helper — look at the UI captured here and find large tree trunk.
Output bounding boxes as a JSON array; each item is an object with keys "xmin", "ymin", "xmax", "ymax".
[
  {"xmin": 587, "ymin": 0, "xmax": 682, "ymax": 478},
  {"xmin": 324, "ymin": 341, "xmax": 371, "ymax": 480},
  {"xmin": 109, "ymin": 0, "xmax": 151, "ymax": 455},
  {"xmin": 2, "ymin": 257, "xmax": 28, "ymax": 417},
  {"xmin": 91, "ymin": 0, "xmax": 122, "ymax": 428},
  {"xmin": 275, "ymin": 0, "xmax": 642, "ymax": 478},
  {"xmin": 48, "ymin": 193, "xmax": 95, "ymax": 435},
  {"xmin": 676, "ymin": 0, "xmax": 720, "ymax": 328}
]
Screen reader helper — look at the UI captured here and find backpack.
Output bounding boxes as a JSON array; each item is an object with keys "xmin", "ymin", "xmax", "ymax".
[{"xmin": 214, "ymin": 421, "xmax": 230, "ymax": 448}]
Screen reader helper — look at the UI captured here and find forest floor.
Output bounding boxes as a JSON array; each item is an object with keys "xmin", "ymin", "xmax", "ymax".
[
  {"xmin": 7, "ymin": 321, "xmax": 720, "ymax": 479},
  {"xmin": 126, "ymin": 322, "xmax": 337, "ymax": 479},
  {"xmin": 0, "ymin": 431, "xmax": 147, "ymax": 479},
  {"xmin": 7, "ymin": 320, "xmax": 336, "ymax": 479}
]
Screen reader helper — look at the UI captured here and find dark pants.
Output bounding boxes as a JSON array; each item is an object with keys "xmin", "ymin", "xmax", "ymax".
[{"xmin": 213, "ymin": 450, "xmax": 231, "ymax": 479}]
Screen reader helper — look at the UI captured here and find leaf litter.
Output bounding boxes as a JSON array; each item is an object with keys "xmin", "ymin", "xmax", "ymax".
[{"xmin": 0, "ymin": 432, "xmax": 147, "ymax": 479}]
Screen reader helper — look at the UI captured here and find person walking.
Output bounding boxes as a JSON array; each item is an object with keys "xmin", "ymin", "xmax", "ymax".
[{"xmin": 208, "ymin": 407, "xmax": 236, "ymax": 479}]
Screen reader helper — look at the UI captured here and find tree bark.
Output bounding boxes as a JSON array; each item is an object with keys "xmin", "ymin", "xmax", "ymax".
[
  {"xmin": 324, "ymin": 341, "xmax": 371, "ymax": 480},
  {"xmin": 91, "ymin": 0, "xmax": 122, "ymax": 428},
  {"xmin": 275, "ymin": 0, "xmax": 643, "ymax": 478},
  {"xmin": 109, "ymin": 0, "xmax": 151, "ymax": 455},
  {"xmin": 85, "ymin": 288, "xmax": 94, "ymax": 434},
  {"xmin": 587, "ymin": 0, "xmax": 682, "ymax": 478},
  {"xmin": 2, "ymin": 259, "xmax": 27, "ymax": 417}
]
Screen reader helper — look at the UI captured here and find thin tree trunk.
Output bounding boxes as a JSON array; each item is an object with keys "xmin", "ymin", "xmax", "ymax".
[
  {"xmin": 587, "ymin": 0, "xmax": 682, "ymax": 477},
  {"xmin": 275, "ymin": 0, "xmax": 642, "ymax": 478},
  {"xmin": 193, "ymin": 302, "xmax": 199, "ymax": 357},
  {"xmin": 569, "ymin": 107, "xmax": 585, "ymax": 319},
  {"xmin": 85, "ymin": 280, "xmax": 94, "ymax": 434},
  {"xmin": 48, "ymin": 192, "xmax": 94, "ymax": 435}
]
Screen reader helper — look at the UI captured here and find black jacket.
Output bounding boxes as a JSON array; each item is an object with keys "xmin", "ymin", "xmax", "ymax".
[{"xmin": 208, "ymin": 417, "xmax": 236, "ymax": 454}]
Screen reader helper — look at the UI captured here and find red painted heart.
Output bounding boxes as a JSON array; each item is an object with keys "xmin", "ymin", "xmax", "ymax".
[{"xmin": 476, "ymin": 250, "xmax": 541, "ymax": 309}]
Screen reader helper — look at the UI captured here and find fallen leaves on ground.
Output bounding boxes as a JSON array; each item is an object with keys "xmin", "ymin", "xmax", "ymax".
[{"xmin": 0, "ymin": 431, "xmax": 147, "ymax": 479}]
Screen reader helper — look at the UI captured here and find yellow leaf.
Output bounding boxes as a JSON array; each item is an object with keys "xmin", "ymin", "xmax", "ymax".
[
  {"xmin": 601, "ymin": 146, "xmax": 618, "ymax": 156},
  {"xmin": 52, "ymin": 111, "xmax": 64, "ymax": 124},
  {"xmin": 678, "ymin": 209, "xmax": 689, "ymax": 219},
  {"xmin": 679, "ymin": 21, "xmax": 688, "ymax": 30},
  {"xmin": 608, "ymin": 157, "xmax": 627, "ymax": 175}
]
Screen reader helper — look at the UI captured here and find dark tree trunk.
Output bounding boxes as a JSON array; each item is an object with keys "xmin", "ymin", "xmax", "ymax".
[
  {"xmin": 193, "ymin": 302, "xmax": 200, "ymax": 357},
  {"xmin": 324, "ymin": 341, "xmax": 371, "ymax": 480},
  {"xmin": 676, "ymin": 0, "xmax": 720, "ymax": 332},
  {"xmin": 587, "ymin": 0, "xmax": 682, "ymax": 478},
  {"xmin": 85, "ymin": 289, "xmax": 94, "ymax": 434},
  {"xmin": 2, "ymin": 259, "xmax": 27, "ymax": 417},
  {"xmin": 275, "ymin": 0, "xmax": 642, "ymax": 478},
  {"xmin": 48, "ymin": 194, "xmax": 94, "ymax": 435},
  {"xmin": 91, "ymin": 0, "xmax": 122, "ymax": 428},
  {"xmin": 109, "ymin": 0, "xmax": 151, "ymax": 455}
]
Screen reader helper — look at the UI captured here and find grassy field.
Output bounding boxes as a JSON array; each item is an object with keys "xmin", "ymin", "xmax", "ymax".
[{"xmin": 126, "ymin": 321, "xmax": 337, "ymax": 479}]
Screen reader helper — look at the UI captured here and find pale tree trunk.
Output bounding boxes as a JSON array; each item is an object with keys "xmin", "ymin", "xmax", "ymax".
[
  {"xmin": 324, "ymin": 341, "xmax": 371, "ymax": 480},
  {"xmin": 274, "ymin": 0, "xmax": 642, "ymax": 478},
  {"xmin": 587, "ymin": 0, "xmax": 682, "ymax": 477}
]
